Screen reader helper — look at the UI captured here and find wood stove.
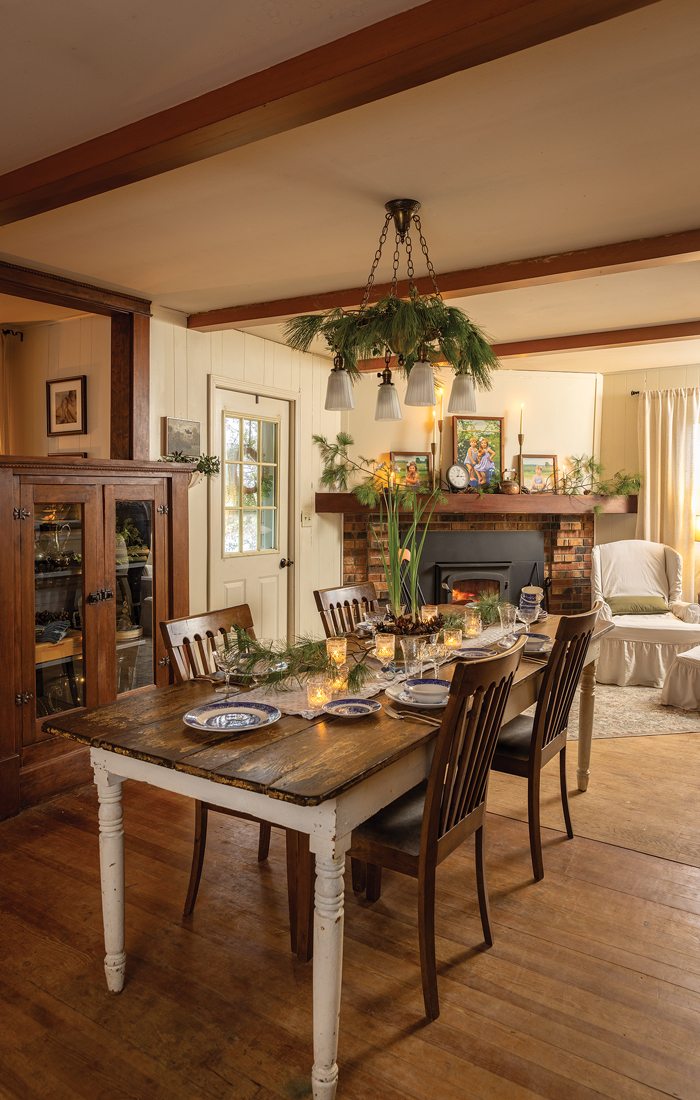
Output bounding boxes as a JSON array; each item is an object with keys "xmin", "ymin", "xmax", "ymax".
[{"xmin": 418, "ymin": 531, "xmax": 545, "ymax": 606}]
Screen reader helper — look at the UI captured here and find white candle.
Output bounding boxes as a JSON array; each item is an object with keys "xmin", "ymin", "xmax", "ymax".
[{"xmin": 519, "ymin": 403, "xmax": 524, "ymax": 434}]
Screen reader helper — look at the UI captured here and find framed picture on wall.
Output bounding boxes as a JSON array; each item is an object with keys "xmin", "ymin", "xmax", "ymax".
[
  {"xmin": 452, "ymin": 415, "xmax": 503, "ymax": 489},
  {"xmin": 163, "ymin": 416, "xmax": 201, "ymax": 457},
  {"xmin": 46, "ymin": 376, "xmax": 87, "ymax": 437},
  {"xmin": 390, "ymin": 451, "xmax": 433, "ymax": 490},
  {"xmin": 520, "ymin": 454, "xmax": 558, "ymax": 492}
]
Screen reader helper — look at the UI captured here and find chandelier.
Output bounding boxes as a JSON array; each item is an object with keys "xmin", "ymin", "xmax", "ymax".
[{"xmin": 284, "ymin": 199, "xmax": 498, "ymax": 420}]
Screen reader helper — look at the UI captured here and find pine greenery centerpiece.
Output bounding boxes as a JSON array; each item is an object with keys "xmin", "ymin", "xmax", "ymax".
[{"xmin": 314, "ymin": 432, "xmax": 443, "ymax": 632}]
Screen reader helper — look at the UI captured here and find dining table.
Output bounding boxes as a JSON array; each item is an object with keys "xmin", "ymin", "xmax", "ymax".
[{"xmin": 45, "ymin": 613, "xmax": 612, "ymax": 1100}]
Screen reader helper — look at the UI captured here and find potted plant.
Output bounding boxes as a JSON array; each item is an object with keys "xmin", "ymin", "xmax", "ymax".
[{"xmin": 159, "ymin": 451, "xmax": 221, "ymax": 488}]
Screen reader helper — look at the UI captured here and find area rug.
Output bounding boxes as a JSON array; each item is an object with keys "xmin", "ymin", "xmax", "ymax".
[{"xmin": 552, "ymin": 683, "xmax": 697, "ymax": 739}]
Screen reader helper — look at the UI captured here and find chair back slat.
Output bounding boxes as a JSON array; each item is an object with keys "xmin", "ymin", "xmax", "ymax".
[
  {"xmin": 532, "ymin": 605, "xmax": 601, "ymax": 753},
  {"xmin": 160, "ymin": 605, "xmax": 256, "ymax": 684},
  {"xmin": 314, "ymin": 583, "xmax": 379, "ymax": 638},
  {"xmin": 423, "ymin": 640, "xmax": 525, "ymax": 848}
]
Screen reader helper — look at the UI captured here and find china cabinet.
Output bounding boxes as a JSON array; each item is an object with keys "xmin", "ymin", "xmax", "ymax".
[{"xmin": 0, "ymin": 457, "xmax": 190, "ymax": 819}]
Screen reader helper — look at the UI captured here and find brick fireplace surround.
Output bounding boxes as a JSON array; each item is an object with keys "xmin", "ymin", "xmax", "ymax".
[{"xmin": 342, "ymin": 511, "xmax": 594, "ymax": 614}]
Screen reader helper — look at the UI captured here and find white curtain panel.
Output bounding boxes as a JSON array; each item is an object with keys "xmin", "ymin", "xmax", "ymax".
[{"xmin": 636, "ymin": 386, "xmax": 700, "ymax": 600}]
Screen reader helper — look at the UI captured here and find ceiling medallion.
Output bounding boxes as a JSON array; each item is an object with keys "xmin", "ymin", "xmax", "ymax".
[{"xmin": 285, "ymin": 198, "xmax": 498, "ymax": 418}]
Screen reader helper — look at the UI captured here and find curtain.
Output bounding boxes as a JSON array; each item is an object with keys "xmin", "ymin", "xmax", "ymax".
[
  {"xmin": 0, "ymin": 333, "xmax": 10, "ymax": 454},
  {"xmin": 636, "ymin": 386, "xmax": 700, "ymax": 600}
]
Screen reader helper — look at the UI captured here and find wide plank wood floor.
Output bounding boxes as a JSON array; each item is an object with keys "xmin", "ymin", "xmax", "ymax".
[{"xmin": 1, "ymin": 738, "xmax": 699, "ymax": 1100}]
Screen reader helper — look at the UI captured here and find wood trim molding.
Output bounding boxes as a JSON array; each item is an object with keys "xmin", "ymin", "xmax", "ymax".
[
  {"xmin": 0, "ymin": 0, "xmax": 656, "ymax": 225},
  {"xmin": 0, "ymin": 260, "xmax": 151, "ymax": 316},
  {"xmin": 187, "ymin": 227, "xmax": 700, "ymax": 329},
  {"xmin": 315, "ymin": 491, "xmax": 637, "ymax": 515}
]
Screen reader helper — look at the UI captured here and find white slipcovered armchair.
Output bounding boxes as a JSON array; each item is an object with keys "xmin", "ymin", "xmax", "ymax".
[{"xmin": 591, "ymin": 540, "xmax": 700, "ymax": 686}]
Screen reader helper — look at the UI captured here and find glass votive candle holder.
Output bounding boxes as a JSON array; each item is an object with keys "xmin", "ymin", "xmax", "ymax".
[
  {"xmin": 463, "ymin": 608, "xmax": 482, "ymax": 637},
  {"xmin": 420, "ymin": 604, "xmax": 438, "ymax": 624},
  {"xmin": 374, "ymin": 632, "xmax": 396, "ymax": 665},
  {"xmin": 443, "ymin": 627, "xmax": 463, "ymax": 651},
  {"xmin": 329, "ymin": 662, "xmax": 349, "ymax": 694},
  {"xmin": 326, "ymin": 637, "xmax": 347, "ymax": 666},
  {"xmin": 306, "ymin": 674, "xmax": 332, "ymax": 710}
]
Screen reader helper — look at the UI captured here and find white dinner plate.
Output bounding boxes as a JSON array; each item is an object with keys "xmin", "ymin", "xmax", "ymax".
[
  {"xmin": 454, "ymin": 646, "xmax": 496, "ymax": 660},
  {"xmin": 183, "ymin": 700, "xmax": 281, "ymax": 732},
  {"xmin": 322, "ymin": 698, "xmax": 382, "ymax": 719},
  {"xmin": 385, "ymin": 683, "xmax": 448, "ymax": 709}
]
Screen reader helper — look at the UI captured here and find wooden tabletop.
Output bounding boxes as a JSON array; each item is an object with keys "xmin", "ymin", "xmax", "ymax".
[{"xmin": 44, "ymin": 615, "xmax": 610, "ymax": 808}]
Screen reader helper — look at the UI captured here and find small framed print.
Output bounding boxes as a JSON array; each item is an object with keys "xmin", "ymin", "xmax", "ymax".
[
  {"xmin": 520, "ymin": 454, "xmax": 558, "ymax": 492},
  {"xmin": 164, "ymin": 416, "xmax": 201, "ymax": 458},
  {"xmin": 46, "ymin": 376, "xmax": 87, "ymax": 437},
  {"xmin": 390, "ymin": 451, "xmax": 433, "ymax": 490}
]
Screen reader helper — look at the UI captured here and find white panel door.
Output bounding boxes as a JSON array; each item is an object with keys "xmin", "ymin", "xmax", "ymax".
[{"xmin": 210, "ymin": 387, "xmax": 291, "ymax": 641}]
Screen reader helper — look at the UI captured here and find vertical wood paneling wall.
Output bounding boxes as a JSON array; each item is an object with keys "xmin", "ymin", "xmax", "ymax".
[
  {"xmin": 7, "ymin": 315, "xmax": 111, "ymax": 457},
  {"xmin": 150, "ymin": 310, "xmax": 342, "ymax": 634},
  {"xmin": 597, "ymin": 362, "xmax": 700, "ymax": 544}
]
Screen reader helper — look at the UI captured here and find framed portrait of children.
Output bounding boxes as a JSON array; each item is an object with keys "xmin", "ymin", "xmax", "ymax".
[
  {"xmin": 520, "ymin": 454, "xmax": 558, "ymax": 492},
  {"xmin": 390, "ymin": 451, "xmax": 433, "ymax": 490},
  {"xmin": 452, "ymin": 416, "xmax": 503, "ymax": 489},
  {"xmin": 46, "ymin": 376, "xmax": 87, "ymax": 437}
]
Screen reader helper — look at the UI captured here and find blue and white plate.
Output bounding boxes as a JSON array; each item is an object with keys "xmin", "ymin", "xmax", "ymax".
[
  {"xmin": 454, "ymin": 647, "xmax": 495, "ymax": 660},
  {"xmin": 385, "ymin": 683, "xmax": 447, "ymax": 709},
  {"xmin": 524, "ymin": 632, "xmax": 552, "ymax": 656},
  {"xmin": 183, "ymin": 700, "xmax": 281, "ymax": 732},
  {"xmin": 322, "ymin": 698, "xmax": 382, "ymax": 719}
]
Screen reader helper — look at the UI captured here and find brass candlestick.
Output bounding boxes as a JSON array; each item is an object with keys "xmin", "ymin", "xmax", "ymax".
[
  {"xmin": 437, "ymin": 418, "xmax": 444, "ymax": 488},
  {"xmin": 518, "ymin": 432, "xmax": 524, "ymax": 492}
]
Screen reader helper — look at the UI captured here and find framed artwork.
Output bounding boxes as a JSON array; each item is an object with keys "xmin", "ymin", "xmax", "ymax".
[
  {"xmin": 163, "ymin": 416, "xmax": 201, "ymax": 457},
  {"xmin": 390, "ymin": 451, "xmax": 433, "ymax": 490},
  {"xmin": 46, "ymin": 376, "xmax": 87, "ymax": 437},
  {"xmin": 520, "ymin": 454, "xmax": 558, "ymax": 492},
  {"xmin": 452, "ymin": 416, "xmax": 503, "ymax": 489}
]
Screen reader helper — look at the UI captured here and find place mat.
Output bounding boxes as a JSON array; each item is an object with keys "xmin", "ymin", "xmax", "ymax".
[
  {"xmin": 233, "ymin": 671, "xmax": 400, "ymax": 720},
  {"xmin": 459, "ymin": 624, "xmax": 515, "ymax": 649}
]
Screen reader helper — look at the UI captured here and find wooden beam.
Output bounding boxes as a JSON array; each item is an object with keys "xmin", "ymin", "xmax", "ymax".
[
  {"xmin": 356, "ymin": 320, "xmax": 700, "ymax": 369},
  {"xmin": 0, "ymin": 0, "xmax": 656, "ymax": 225},
  {"xmin": 110, "ymin": 312, "xmax": 150, "ymax": 460},
  {"xmin": 187, "ymin": 227, "xmax": 700, "ymax": 330},
  {"xmin": 0, "ymin": 260, "xmax": 151, "ymax": 316}
]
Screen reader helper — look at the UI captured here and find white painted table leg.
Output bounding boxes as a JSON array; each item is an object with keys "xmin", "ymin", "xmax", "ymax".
[
  {"xmin": 577, "ymin": 660, "xmax": 596, "ymax": 792},
  {"xmin": 94, "ymin": 764, "xmax": 126, "ymax": 992},
  {"xmin": 309, "ymin": 834, "xmax": 350, "ymax": 1100}
]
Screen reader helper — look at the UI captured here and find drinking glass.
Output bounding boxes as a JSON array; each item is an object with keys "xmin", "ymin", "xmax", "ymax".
[
  {"xmin": 419, "ymin": 641, "xmax": 441, "ymax": 679},
  {"xmin": 498, "ymin": 602, "xmax": 518, "ymax": 639},
  {"xmin": 517, "ymin": 603, "xmax": 540, "ymax": 630},
  {"xmin": 213, "ymin": 645, "xmax": 240, "ymax": 697},
  {"xmin": 400, "ymin": 636, "xmax": 422, "ymax": 677}
]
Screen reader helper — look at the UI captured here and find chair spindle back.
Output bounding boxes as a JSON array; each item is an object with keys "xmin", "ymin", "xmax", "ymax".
[
  {"xmin": 533, "ymin": 605, "xmax": 600, "ymax": 753},
  {"xmin": 314, "ymin": 583, "xmax": 380, "ymax": 637},
  {"xmin": 160, "ymin": 605, "xmax": 256, "ymax": 683}
]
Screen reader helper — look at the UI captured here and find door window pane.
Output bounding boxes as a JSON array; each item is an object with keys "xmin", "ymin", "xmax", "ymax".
[
  {"xmin": 223, "ymin": 412, "xmax": 279, "ymax": 555},
  {"xmin": 34, "ymin": 503, "xmax": 85, "ymax": 717},
  {"xmin": 115, "ymin": 501, "xmax": 155, "ymax": 695}
]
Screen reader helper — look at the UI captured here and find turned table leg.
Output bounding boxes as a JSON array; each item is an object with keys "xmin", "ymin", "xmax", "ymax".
[
  {"xmin": 577, "ymin": 660, "xmax": 596, "ymax": 792},
  {"xmin": 94, "ymin": 764, "xmax": 126, "ymax": 993},
  {"xmin": 310, "ymin": 834, "xmax": 350, "ymax": 1100}
]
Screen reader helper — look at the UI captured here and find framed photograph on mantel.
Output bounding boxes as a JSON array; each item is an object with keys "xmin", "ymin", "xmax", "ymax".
[
  {"xmin": 390, "ymin": 451, "xmax": 433, "ymax": 490},
  {"xmin": 46, "ymin": 376, "xmax": 87, "ymax": 437},
  {"xmin": 452, "ymin": 415, "xmax": 503, "ymax": 489},
  {"xmin": 163, "ymin": 416, "xmax": 201, "ymax": 458},
  {"xmin": 520, "ymin": 454, "xmax": 558, "ymax": 492}
]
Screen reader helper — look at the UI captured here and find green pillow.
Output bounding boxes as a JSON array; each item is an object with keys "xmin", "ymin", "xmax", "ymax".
[{"xmin": 606, "ymin": 595, "xmax": 668, "ymax": 615}]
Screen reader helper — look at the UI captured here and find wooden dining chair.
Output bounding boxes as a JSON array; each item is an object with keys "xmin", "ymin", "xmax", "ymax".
[
  {"xmin": 350, "ymin": 639, "xmax": 525, "ymax": 1020},
  {"xmin": 160, "ymin": 606, "xmax": 315, "ymax": 960},
  {"xmin": 314, "ymin": 582, "xmax": 380, "ymax": 637},
  {"xmin": 491, "ymin": 604, "xmax": 601, "ymax": 882}
]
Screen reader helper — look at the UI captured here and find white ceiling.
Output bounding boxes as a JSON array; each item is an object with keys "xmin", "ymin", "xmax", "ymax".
[
  {"xmin": 0, "ymin": 0, "xmax": 419, "ymax": 173},
  {"xmin": 0, "ymin": 0, "xmax": 698, "ymax": 376}
]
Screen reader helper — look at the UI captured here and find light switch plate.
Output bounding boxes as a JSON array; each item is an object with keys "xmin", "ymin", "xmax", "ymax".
[{"xmin": 301, "ymin": 509, "xmax": 313, "ymax": 528}]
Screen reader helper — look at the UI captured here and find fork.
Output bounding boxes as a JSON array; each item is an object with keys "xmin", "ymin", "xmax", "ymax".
[{"xmin": 385, "ymin": 704, "xmax": 441, "ymax": 728}]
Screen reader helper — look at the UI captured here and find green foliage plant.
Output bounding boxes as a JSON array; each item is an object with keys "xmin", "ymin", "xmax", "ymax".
[
  {"xmin": 160, "ymin": 452, "xmax": 221, "ymax": 477},
  {"xmin": 558, "ymin": 454, "xmax": 640, "ymax": 498}
]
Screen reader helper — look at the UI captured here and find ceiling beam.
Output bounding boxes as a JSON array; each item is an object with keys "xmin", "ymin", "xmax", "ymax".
[
  {"xmin": 356, "ymin": 320, "xmax": 700, "ymax": 368},
  {"xmin": 0, "ymin": 259, "xmax": 151, "ymax": 317},
  {"xmin": 187, "ymin": 227, "xmax": 700, "ymax": 330},
  {"xmin": 0, "ymin": 0, "xmax": 656, "ymax": 226}
]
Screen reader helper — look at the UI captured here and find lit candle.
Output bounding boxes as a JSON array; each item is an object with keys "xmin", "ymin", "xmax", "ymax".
[
  {"xmin": 307, "ymin": 674, "xmax": 332, "ymax": 709},
  {"xmin": 443, "ymin": 627, "xmax": 463, "ymax": 651},
  {"xmin": 464, "ymin": 609, "xmax": 482, "ymax": 637},
  {"xmin": 374, "ymin": 632, "xmax": 396, "ymax": 665},
  {"xmin": 326, "ymin": 637, "xmax": 347, "ymax": 666},
  {"xmin": 519, "ymin": 403, "xmax": 524, "ymax": 434},
  {"xmin": 329, "ymin": 663, "xmax": 349, "ymax": 694},
  {"xmin": 420, "ymin": 605, "xmax": 438, "ymax": 624}
]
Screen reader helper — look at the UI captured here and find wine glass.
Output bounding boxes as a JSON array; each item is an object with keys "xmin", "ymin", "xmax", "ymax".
[
  {"xmin": 419, "ymin": 641, "xmax": 442, "ymax": 679},
  {"xmin": 517, "ymin": 603, "xmax": 540, "ymax": 632},
  {"xmin": 213, "ymin": 645, "xmax": 240, "ymax": 697}
]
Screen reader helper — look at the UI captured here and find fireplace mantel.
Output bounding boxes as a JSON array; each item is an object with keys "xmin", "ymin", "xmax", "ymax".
[{"xmin": 315, "ymin": 492, "xmax": 637, "ymax": 515}]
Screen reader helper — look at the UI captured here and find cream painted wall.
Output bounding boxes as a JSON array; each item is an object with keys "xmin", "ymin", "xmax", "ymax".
[
  {"xmin": 597, "ymin": 362, "xmax": 700, "ymax": 545},
  {"xmin": 341, "ymin": 367, "xmax": 602, "ymax": 481},
  {"xmin": 5, "ymin": 315, "xmax": 111, "ymax": 457},
  {"xmin": 149, "ymin": 309, "xmax": 342, "ymax": 635}
]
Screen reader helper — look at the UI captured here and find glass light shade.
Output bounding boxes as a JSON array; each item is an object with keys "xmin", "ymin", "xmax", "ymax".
[
  {"xmin": 375, "ymin": 379, "xmax": 402, "ymax": 420},
  {"xmin": 324, "ymin": 367, "xmax": 355, "ymax": 411},
  {"xmin": 404, "ymin": 359, "xmax": 436, "ymax": 406},
  {"xmin": 447, "ymin": 373, "xmax": 477, "ymax": 413}
]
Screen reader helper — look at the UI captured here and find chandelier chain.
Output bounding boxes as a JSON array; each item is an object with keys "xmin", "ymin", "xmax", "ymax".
[
  {"xmin": 413, "ymin": 214, "xmax": 442, "ymax": 298},
  {"xmin": 390, "ymin": 232, "xmax": 401, "ymax": 297},
  {"xmin": 405, "ymin": 231, "xmax": 415, "ymax": 289},
  {"xmin": 360, "ymin": 212, "xmax": 392, "ymax": 311}
]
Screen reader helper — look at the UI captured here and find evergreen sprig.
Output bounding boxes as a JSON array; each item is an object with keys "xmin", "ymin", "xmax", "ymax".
[{"xmin": 225, "ymin": 629, "xmax": 372, "ymax": 693}]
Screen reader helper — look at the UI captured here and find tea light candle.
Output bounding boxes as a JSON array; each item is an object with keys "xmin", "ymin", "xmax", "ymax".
[
  {"xmin": 420, "ymin": 604, "xmax": 438, "ymax": 624},
  {"xmin": 326, "ymin": 637, "xmax": 347, "ymax": 666},
  {"xmin": 329, "ymin": 662, "xmax": 349, "ymax": 694},
  {"xmin": 307, "ymin": 674, "xmax": 332, "ymax": 709},
  {"xmin": 443, "ymin": 627, "xmax": 463, "ymax": 650},
  {"xmin": 463, "ymin": 609, "xmax": 482, "ymax": 637},
  {"xmin": 374, "ymin": 632, "xmax": 396, "ymax": 664}
]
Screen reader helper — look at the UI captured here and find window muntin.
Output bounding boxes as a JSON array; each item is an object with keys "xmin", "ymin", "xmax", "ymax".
[{"xmin": 223, "ymin": 413, "xmax": 279, "ymax": 555}]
